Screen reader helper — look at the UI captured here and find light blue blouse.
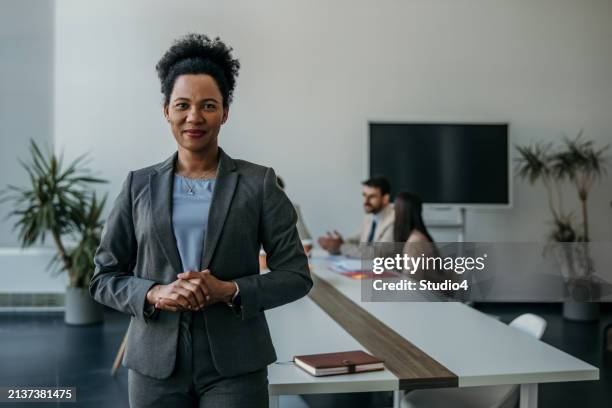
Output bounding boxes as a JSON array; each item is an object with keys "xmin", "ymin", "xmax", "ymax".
[{"xmin": 172, "ymin": 174, "xmax": 216, "ymax": 272}]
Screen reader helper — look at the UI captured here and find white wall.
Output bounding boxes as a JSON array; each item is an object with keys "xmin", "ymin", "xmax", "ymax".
[
  {"xmin": 0, "ymin": 248, "xmax": 67, "ymax": 293},
  {"xmin": 0, "ymin": 0, "xmax": 55, "ymax": 246},
  {"xmin": 51, "ymin": 0, "xmax": 612, "ymax": 245}
]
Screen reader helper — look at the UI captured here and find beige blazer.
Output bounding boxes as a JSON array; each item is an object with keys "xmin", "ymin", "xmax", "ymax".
[{"xmin": 340, "ymin": 204, "xmax": 395, "ymax": 258}]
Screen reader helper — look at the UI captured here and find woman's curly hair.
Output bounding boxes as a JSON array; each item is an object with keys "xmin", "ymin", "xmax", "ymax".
[{"xmin": 156, "ymin": 34, "xmax": 240, "ymax": 107}]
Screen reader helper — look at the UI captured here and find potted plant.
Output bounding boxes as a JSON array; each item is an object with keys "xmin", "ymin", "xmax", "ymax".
[
  {"xmin": 0, "ymin": 140, "xmax": 107, "ymax": 324},
  {"xmin": 515, "ymin": 131, "xmax": 608, "ymax": 321}
]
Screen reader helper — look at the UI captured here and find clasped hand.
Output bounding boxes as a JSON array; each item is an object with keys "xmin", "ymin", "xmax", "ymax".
[{"xmin": 146, "ymin": 269, "xmax": 236, "ymax": 312}]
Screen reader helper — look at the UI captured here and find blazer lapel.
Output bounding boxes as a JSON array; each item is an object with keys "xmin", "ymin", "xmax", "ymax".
[
  {"xmin": 149, "ymin": 152, "xmax": 183, "ymax": 278},
  {"xmin": 200, "ymin": 148, "xmax": 238, "ymax": 270},
  {"xmin": 375, "ymin": 204, "xmax": 395, "ymax": 241}
]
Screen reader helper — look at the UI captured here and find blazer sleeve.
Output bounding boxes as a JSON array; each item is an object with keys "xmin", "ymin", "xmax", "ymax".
[
  {"xmin": 233, "ymin": 167, "xmax": 313, "ymax": 320},
  {"xmin": 89, "ymin": 171, "xmax": 159, "ymax": 322}
]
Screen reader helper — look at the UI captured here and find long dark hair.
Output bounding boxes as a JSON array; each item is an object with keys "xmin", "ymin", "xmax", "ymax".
[{"xmin": 393, "ymin": 192, "xmax": 434, "ymax": 243}]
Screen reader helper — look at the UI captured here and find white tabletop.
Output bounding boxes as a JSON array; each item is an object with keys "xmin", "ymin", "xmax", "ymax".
[
  {"xmin": 310, "ymin": 256, "xmax": 599, "ymax": 387},
  {"xmin": 267, "ymin": 295, "xmax": 397, "ymax": 395}
]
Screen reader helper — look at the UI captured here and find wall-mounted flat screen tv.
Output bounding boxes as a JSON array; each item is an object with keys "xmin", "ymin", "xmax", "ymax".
[{"xmin": 369, "ymin": 122, "xmax": 510, "ymax": 206}]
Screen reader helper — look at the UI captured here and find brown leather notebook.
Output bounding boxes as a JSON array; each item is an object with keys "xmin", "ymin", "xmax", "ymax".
[{"xmin": 293, "ymin": 350, "xmax": 384, "ymax": 377}]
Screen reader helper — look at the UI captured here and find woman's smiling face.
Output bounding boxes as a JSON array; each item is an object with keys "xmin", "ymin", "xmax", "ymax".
[{"xmin": 164, "ymin": 74, "xmax": 229, "ymax": 154}]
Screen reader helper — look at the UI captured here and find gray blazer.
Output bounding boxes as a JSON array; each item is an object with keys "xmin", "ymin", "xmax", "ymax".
[{"xmin": 90, "ymin": 148, "xmax": 312, "ymax": 379}]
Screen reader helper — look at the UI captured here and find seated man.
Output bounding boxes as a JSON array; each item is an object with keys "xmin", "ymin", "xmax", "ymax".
[{"xmin": 318, "ymin": 176, "xmax": 394, "ymax": 258}]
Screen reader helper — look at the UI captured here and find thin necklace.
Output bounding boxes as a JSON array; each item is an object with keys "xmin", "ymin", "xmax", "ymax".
[
  {"xmin": 183, "ymin": 177, "xmax": 197, "ymax": 196},
  {"xmin": 180, "ymin": 172, "xmax": 216, "ymax": 196},
  {"xmin": 175, "ymin": 161, "xmax": 217, "ymax": 196}
]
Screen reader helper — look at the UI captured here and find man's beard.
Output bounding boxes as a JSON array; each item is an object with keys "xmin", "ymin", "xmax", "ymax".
[{"xmin": 364, "ymin": 205, "xmax": 379, "ymax": 214}]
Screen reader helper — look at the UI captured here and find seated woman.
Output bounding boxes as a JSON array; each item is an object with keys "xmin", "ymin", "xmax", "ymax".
[
  {"xmin": 393, "ymin": 192, "xmax": 452, "ymax": 297},
  {"xmin": 394, "ymin": 192, "xmax": 436, "ymax": 256}
]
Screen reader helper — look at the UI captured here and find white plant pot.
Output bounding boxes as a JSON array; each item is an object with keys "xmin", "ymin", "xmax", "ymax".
[
  {"xmin": 562, "ymin": 301, "xmax": 600, "ymax": 322},
  {"xmin": 64, "ymin": 286, "xmax": 103, "ymax": 325}
]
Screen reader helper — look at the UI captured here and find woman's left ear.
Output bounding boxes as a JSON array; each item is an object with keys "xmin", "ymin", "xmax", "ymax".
[{"xmin": 221, "ymin": 106, "xmax": 229, "ymax": 124}]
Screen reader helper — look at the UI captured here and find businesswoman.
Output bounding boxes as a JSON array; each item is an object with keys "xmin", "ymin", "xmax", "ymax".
[
  {"xmin": 394, "ymin": 192, "xmax": 439, "ymax": 274},
  {"xmin": 394, "ymin": 192, "xmax": 456, "ymax": 297},
  {"xmin": 394, "ymin": 192, "xmax": 435, "ymax": 249},
  {"xmin": 90, "ymin": 34, "xmax": 312, "ymax": 408}
]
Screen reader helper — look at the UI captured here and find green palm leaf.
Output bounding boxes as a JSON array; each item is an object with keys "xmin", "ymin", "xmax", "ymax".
[{"xmin": 0, "ymin": 139, "xmax": 109, "ymax": 288}]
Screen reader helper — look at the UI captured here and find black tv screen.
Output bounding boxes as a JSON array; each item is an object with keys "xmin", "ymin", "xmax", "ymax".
[{"xmin": 369, "ymin": 123, "xmax": 509, "ymax": 205}]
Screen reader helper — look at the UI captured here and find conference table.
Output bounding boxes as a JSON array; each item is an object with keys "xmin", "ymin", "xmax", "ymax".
[{"xmin": 266, "ymin": 255, "xmax": 599, "ymax": 408}]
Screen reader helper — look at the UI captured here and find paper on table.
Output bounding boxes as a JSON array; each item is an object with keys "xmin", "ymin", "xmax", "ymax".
[{"xmin": 329, "ymin": 258, "xmax": 372, "ymax": 273}]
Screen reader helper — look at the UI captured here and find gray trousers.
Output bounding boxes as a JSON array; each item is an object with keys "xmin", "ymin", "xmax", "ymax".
[{"xmin": 128, "ymin": 311, "xmax": 269, "ymax": 408}]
